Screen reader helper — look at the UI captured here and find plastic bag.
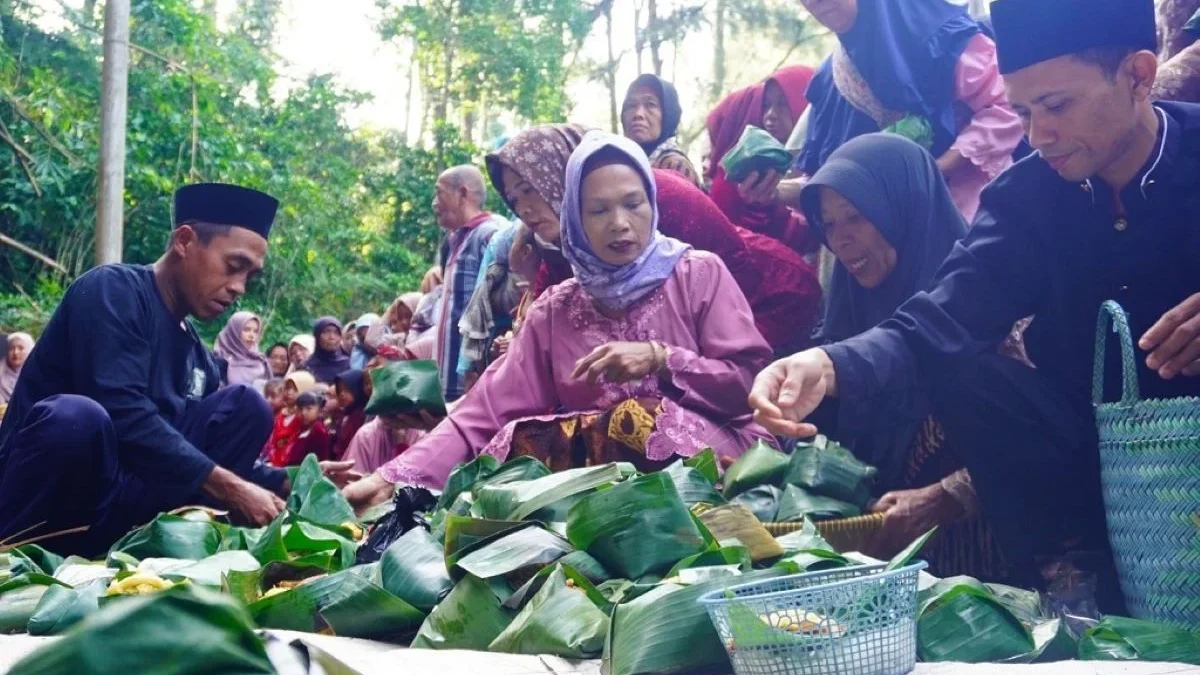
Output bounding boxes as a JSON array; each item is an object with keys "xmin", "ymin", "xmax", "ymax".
[{"xmin": 355, "ymin": 486, "xmax": 438, "ymax": 565}]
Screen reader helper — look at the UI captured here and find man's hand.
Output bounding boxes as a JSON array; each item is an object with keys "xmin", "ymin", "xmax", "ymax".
[
  {"xmin": 343, "ymin": 473, "xmax": 396, "ymax": 512},
  {"xmin": 420, "ymin": 265, "xmax": 443, "ymax": 294},
  {"xmin": 736, "ymin": 170, "xmax": 783, "ymax": 206},
  {"xmin": 571, "ymin": 342, "xmax": 662, "ymax": 386},
  {"xmin": 204, "ymin": 467, "xmax": 283, "ymax": 526},
  {"xmin": 1140, "ymin": 292, "xmax": 1200, "ymax": 379},
  {"xmin": 748, "ymin": 348, "xmax": 837, "ymax": 438},
  {"xmin": 869, "ymin": 482, "xmax": 964, "ymax": 557}
]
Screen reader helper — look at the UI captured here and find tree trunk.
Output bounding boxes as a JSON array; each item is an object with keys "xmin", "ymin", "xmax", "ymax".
[
  {"xmin": 633, "ymin": 0, "xmax": 644, "ymax": 74},
  {"xmin": 96, "ymin": 0, "xmax": 130, "ymax": 265},
  {"xmin": 82, "ymin": 0, "xmax": 98, "ymax": 24},
  {"xmin": 435, "ymin": 0, "xmax": 457, "ymax": 160},
  {"xmin": 604, "ymin": 0, "xmax": 619, "ymax": 133},
  {"xmin": 647, "ymin": 0, "xmax": 662, "ymax": 76},
  {"xmin": 402, "ymin": 44, "xmax": 416, "ymax": 144},
  {"xmin": 419, "ymin": 61, "xmax": 433, "ymax": 146},
  {"xmin": 711, "ymin": 0, "xmax": 726, "ymax": 102}
]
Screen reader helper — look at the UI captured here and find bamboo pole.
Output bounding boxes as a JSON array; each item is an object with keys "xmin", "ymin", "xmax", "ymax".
[{"xmin": 95, "ymin": 0, "xmax": 130, "ymax": 265}]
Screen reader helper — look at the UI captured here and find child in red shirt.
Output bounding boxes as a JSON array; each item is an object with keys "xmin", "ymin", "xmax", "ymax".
[{"xmin": 280, "ymin": 391, "xmax": 332, "ymax": 466}]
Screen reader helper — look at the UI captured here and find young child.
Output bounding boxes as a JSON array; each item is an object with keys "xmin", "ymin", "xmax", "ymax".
[
  {"xmin": 280, "ymin": 391, "xmax": 332, "ymax": 466},
  {"xmin": 266, "ymin": 371, "xmax": 315, "ymax": 466},
  {"xmin": 331, "ymin": 370, "xmax": 368, "ymax": 461},
  {"xmin": 263, "ymin": 379, "xmax": 286, "ymax": 416}
]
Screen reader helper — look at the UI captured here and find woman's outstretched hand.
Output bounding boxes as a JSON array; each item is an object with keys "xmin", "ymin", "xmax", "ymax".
[{"xmin": 748, "ymin": 348, "xmax": 837, "ymax": 438}]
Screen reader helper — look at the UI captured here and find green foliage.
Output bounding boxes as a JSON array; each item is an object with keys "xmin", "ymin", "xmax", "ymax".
[{"xmin": 0, "ymin": 0, "xmax": 503, "ymax": 342}]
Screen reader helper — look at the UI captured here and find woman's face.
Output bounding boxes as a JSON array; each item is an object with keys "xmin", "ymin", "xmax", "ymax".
[
  {"xmin": 239, "ymin": 318, "xmax": 261, "ymax": 350},
  {"xmin": 7, "ymin": 339, "xmax": 30, "ymax": 369},
  {"xmin": 289, "ymin": 343, "xmax": 310, "ymax": 365},
  {"xmin": 622, "ymin": 85, "xmax": 663, "ymax": 145},
  {"xmin": 341, "ymin": 325, "xmax": 356, "ymax": 353},
  {"xmin": 324, "ymin": 386, "xmax": 339, "ymax": 413},
  {"xmin": 501, "ymin": 166, "xmax": 560, "ymax": 244},
  {"xmin": 579, "ymin": 161, "xmax": 654, "ymax": 267},
  {"xmin": 799, "ymin": 0, "xmax": 858, "ymax": 33},
  {"xmin": 318, "ymin": 325, "xmax": 341, "ymax": 352},
  {"xmin": 761, "ymin": 81, "xmax": 795, "ymax": 144},
  {"xmin": 390, "ymin": 302, "xmax": 413, "ymax": 334},
  {"xmin": 284, "ymin": 381, "xmax": 300, "ymax": 407},
  {"xmin": 818, "ymin": 186, "xmax": 897, "ymax": 289},
  {"xmin": 267, "ymin": 346, "xmax": 289, "ymax": 376},
  {"xmin": 336, "ymin": 383, "xmax": 357, "ymax": 409}
]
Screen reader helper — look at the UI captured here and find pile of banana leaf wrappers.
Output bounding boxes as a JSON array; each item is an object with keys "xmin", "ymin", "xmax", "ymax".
[{"xmin": 3, "ymin": 438, "xmax": 1199, "ymax": 674}]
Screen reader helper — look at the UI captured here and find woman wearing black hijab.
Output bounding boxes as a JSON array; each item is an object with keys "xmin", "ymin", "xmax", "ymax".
[
  {"xmin": 799, "ymin": 132, "xmax": 1011, "ymax": 582},
  {"xmin": 621, "ymin": 74, "xmax": 701, "ymax": 187},
  {"xmin": 304, "ymin": 316, "xmax": 351, "ymax": 383}
]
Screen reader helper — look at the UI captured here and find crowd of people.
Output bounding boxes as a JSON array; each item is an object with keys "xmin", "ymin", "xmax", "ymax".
[{"xmin": 2, "ymin": 0, "xmax": 1199, "ymax": 614}]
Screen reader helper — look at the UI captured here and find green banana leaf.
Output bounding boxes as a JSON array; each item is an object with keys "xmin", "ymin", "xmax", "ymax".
[
  {"xmin": 603, "ymin": 568, "xmax": 786, "ymax": 675},
  {"xmin": 0, "ymin": 573, "xmax": 70, "ymax": 632},
  {"xmin": 489, "ymin": 564, "xmax": 609, "ymax": 658},
  {"xmin": 286, "ymin": 454, "xmax": 357, "ymax": 528},
  {"xmin": 9, "ymin": 586, "xmax": 274, "ymax": 675},
  {"xmin": 774, "ymin": 484, "xmax": 860, "ymax": 522},
  {"xmin": 473, "ymin": 463, "xmax": 625, "ymax": 522},
  {"xmin": 50, "ymin": 558, "xmax": 113, "ymax": 587},
  {"xmin": 437, "ymin": 455, "xmax": 502, "ymax": 511},
  {"xmin": 730, "ymin": 485, "xmax": 782, "ymax": 522},
  {"xmin": 986, "ymin": 583, "xmax": 1047, "ymax": 626},
  {"xmin": 918, "ymin": 575, "xmax": 987, "ymax": 613},
  {"xmin": 775, "ymin": 548, "xmax": 851, "ymax": 574},
  {"xmin": 502, "ymin": 549, "xmax": 612, "ymax": 610},
  {"xmin": 155, "ymin": 550, "xmax": 262, "ymax": 587},
  {"xmin": 428, "ymin": 491, "xmax": 476, "ymax": 543},
  {"xmin": 1003, "ymin": 618, "xmax": 1077, "ymax": 664},
  {"xmin": 721, "ymin": 440, "xmax": 789, "ymax": 498},
  {"xmin": 249, "ymin": 567, "xmax": 423, "ymax": 640},
  {"xmin": 568, "ymin": 472, "xmax": 708, "ymax": 579},
  {"xmin": 667, "ymin": 546, "xmax": 750, "ymax": 578},
  {"xmin": 885, "ymin": 526, "xmax": 937, "ymax": 571},
  {"xmin": 222, "ymin": 561, "xmax": 327, "ymax": 605},
  {"xmin": 443, "ymin": 517, "xmax": 529, "ymax": 568},
  {"xmin": 452, "ymin": 524, "xmax": 573, "ymax": 583},
  {"xmin": 917, "ymin": 583, "xmax": 1034, "ymax": 662},
  {"xmin": 720, "ymin": 125, "xmax": 793, "ymax": 182},
  {"xmin": 8, "ymin": 545, "xmax": 64, "ymax": 577},
  {"xmin": 25, "ymin": 578, "xmax": 106, "ymax": 636},
  {"xmin": 410, "ymin": 574, "xmax": 515, "ymax": 650},
  {"xmin": 478, "ymin": 455, "xmax": 554, "ymax": 488},
  {"xmin": 1078, "ymin": 615, "xmax": 1200, "ymax": 664},
  {"xmin": 685, "ymin": 448, "xmax": 720, "ymax": 484},
  {"xmin": 277, "ymin": 514, "xmax": 358, "ymax": 571},
  {"xmin": 774, "ymin": 517, "xmax": 834, "ymax": 554},
  {"xmin": 782, "ymin": 436, "xmax": 877, "ymax": 509},
  {"xmin": 109, "ymin": 513, "xmax": 223, "ymax": 561},
  {"xmin": 664, "ymin": 460, "xmax": 726, "ymax": 507},
  {"xmin": 379, "ymin": 528, "xmax": 453, "ymax": 612}
]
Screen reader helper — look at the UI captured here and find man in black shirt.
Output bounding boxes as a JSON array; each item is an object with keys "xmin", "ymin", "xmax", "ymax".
[{"xmin": 0, "ymin": 183, "xmax": 354, "ymax": 554}]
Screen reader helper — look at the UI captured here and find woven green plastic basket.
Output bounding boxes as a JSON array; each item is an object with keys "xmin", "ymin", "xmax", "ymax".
[{"xmin": 1093, "ymin": 301, "xmax": 1200, "ymax": 628}]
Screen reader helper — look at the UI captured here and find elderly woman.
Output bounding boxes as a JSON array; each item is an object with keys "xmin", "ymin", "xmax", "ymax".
[
  {"xmin": 213, "ymin": 311, "xmax": 272, "ymax": 386},
  {"xmin": 487, "ymin": 123, "xmax": 821, "ymax": 353},
  {"xmin": 622, "ymin": 74, "xmax": 701, "ymax": 186},
  {"xmin": 344, "ymin": 133, "xmax": 775, "ymax": 508},
  {"xmin": 287, "ymin": 334, "xmax": 314, "ymax": 373},
  {"xmin": 0, "ymin": 332, "xmax": 34, "ymax": 404}
]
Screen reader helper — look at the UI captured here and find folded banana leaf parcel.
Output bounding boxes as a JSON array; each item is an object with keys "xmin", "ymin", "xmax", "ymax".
[{"xmin": 720, "ymin": 126, "xmax": 794, "ymax": 182}]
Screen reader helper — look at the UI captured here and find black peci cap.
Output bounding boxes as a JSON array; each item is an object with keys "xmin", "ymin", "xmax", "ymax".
[
  {"xmin": 173, "ymin": 183, "xmax": 279, "ymax": 239},
  {"xmin": 991, "ymin": 0, "xmax": 1157, "ymax": 75}
]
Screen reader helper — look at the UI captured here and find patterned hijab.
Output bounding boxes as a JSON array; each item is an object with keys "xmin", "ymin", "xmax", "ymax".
[
  {"xmin": 486, "ymin": 124, "xmax": 591, "ymax": 223},
  {"xmin": 213, "ymin": 311, "xmax": 271, "ymax": 386},
  {"xmin": 561, "ymin": 132, "xmax": 690, "ymax": 310}
]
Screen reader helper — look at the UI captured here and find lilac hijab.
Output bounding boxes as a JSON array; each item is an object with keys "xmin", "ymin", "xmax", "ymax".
[
  {"xmin": 560, "ymin": 132, "xmax": 690, "ymax": 310},
  {"xmin": 213, "ymin": 312, "xmax": 271, "ymax": 386}
]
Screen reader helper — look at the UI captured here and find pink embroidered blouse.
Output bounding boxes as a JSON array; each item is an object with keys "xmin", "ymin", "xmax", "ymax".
[{"xmin": 377, "ymin": 251, "xmax": 776, "ymax": 488}]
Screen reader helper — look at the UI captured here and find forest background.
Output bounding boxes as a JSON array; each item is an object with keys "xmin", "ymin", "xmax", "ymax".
[{"xmin": 0, "ymin": 0, "xmax": 852, "ymax": 342}]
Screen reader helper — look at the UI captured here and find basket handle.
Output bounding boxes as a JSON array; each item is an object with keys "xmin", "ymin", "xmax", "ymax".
[{"xmin": 1093, "ymin": 301, "xmax": 1140, "ymax": 406}]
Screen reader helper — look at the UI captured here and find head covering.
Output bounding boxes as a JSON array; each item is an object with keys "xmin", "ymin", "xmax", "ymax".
[
  {"xmin": 399, "ymin": 292, "xmax": 422, "ymax": 314},
  {"xmin": 288, "ymin": 334, "xmax": 315, "ymax": 355},
  {"xmin": 0, "ymin": 332, "xmax": 34, "ymax": 403},
  {"xmin": 173, "ymin": 183, "xmax": 279, "ymax": 239},
  {"xmin": 800, "ymin": 133, "xmax": 967, "ymax": 344},
  {"xmin": 334, "ymin": 369, "xmax": 368, "ymax": 412},
  {"xmin": 213, "ymin": 311, "xmax": 271, "ymax": 386},
  {"xmin": 992, "ymin": 0, "xmax": 1157, "ymax": 74},
  {"xmin": 797, "ymin": 0, "xmax": 978, "ymax": 173},
  {"xmin": 486, "ymin": 124, "xmax": 591, "ymax": 220},
  {"xmin": 304, "ymin": 316, "xmax": 351, "ymax": 382},
  {"xmin": 354, "ymin": 313, "xmax": 381, "ymax": 331},
  {"xmin": 284, "ymin": 370, "xmax": 318, "ymax": 395},
  {"xmin": 623, "ymin": 74, "xmax": 684, "ymax": 156},
  {"xmin": 706, "ymin": 66, "xmax": 813, "ymax": 177},
  {"xmin": 561, "ymin": 132, "xmax": 691, "ymax": 310},
  {"xmin": 763, "ymin": 65, "xmax": 815, "ymax": 129}
]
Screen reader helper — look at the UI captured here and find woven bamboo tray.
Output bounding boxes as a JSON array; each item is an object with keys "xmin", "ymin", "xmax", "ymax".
[{"xmin": 764, "ymin": 513, "xmax": 886, "ymax": 554}]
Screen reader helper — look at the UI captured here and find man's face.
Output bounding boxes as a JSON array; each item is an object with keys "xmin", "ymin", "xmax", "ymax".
[
  {"xmin": 432, "ymin": 177, "xmax": 463, "ymax": 230},
  {"xmin": 176, "ymin": 225, "xmax": 267, "ymax": 321},
  {"xmin": 1006, "ymin": 53, "xmax": 1142, "ymax": 183}
]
